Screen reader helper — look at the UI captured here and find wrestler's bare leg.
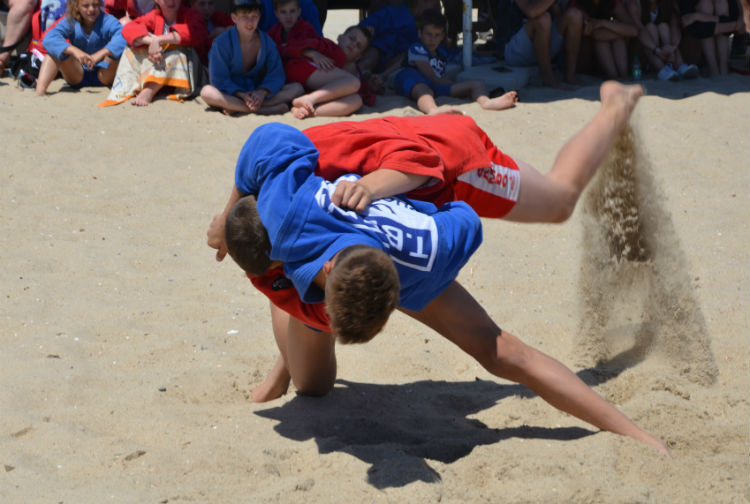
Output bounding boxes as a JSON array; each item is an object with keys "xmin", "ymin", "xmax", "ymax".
[
  {"xmin": 504, "ymin": 81, "xmax": 643, "ymax": 223},
  {"xmin": 251, "ymin": 303, "xmax": 336, "ymax": 402},
  {"xmin": 402, "ymin": 281, "xmax": 671, "ymax": 456}
]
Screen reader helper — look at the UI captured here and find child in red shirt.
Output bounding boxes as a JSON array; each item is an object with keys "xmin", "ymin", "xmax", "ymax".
[{"xmin": 267, "ymin": 0, "xmax": 370, "ymax": 118}]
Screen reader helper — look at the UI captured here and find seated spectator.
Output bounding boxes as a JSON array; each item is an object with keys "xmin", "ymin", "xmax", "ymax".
[
  {"xmin": 577, "ymin": 0, "xmax": 638, "ymax": 80},
  {"xmin": 268, "ymin": 0, "xmax": 367, "ymax": 118},
  {"xmin": 393, "ymin": 10, "xmax": 517, "ymax": 114},
  {"xmin": 199, "ymin": 0, "xmax": 303, "ymax": 115},
  {"xmin": 637, "ymin": 0, "xmax": 698, "ymax": 80},
  {"xmin": 0, "ymin": 0, "xmax": 44, "ymax": 74},
  {"xmin": 680, "ymin": 0, "xmax": 744, "ymax": 75},
  {"xmin": 191, "ymin": 0, "xmax": 233, "ymax": 44},
  {"xmin": 36, "ymin": 0, "xmax": 126, "ymax": 94},
  {"xmin": 337, "ymin": 25, "xmax": 377, "ymax": 107},
  {"xmin": 358, "ymin": 0, "xmax": 439, "ymax": 91},
  {"xmin": 499, "ymin": 0, "xmax": 584, "ymax": 87},
  {"xmin": 100, "ymin": 0, "xmax": 209, "ymax": 106},
  {"xmin": 259, "ymin": 0, "xmax": 320, "ymax": 34},
  {"xmin": 104, "ymin": 0, "xmax": 156, "ymax": 25}
]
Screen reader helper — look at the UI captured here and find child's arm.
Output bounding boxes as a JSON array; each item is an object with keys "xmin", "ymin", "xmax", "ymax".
[
  {"xmin": 207, "ymin": 184, "xmax": 243, "ymax": 261},
  {"xmin": 302, "ymin": 49, "xmax": 336, "ymax": 71},
  {"xmin": 413, "ymin": 59, "xmax": 453, "ymax": 85},
  {"xmin": 331, "ymin": 169, "xmax": 430, "ymax": 212}
]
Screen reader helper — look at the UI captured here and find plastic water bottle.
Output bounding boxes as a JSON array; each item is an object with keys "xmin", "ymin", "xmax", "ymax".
[{"xmin": 632, "ymin": 56, "xmax": 642, "ymax": 81}]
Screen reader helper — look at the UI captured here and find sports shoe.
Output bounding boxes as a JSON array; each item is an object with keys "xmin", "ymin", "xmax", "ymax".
[
  {"xmin": 677, "ymin": 63, "xmax": 699, "ymax": 80},
  {"xmin": 657, "ymin": 64, "xmax": 679, "ymax": 81}
]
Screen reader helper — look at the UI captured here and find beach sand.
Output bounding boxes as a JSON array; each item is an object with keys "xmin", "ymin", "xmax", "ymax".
[{"xmin": 1, "ymin": 12, "xmax": 749, "ymax": 502}]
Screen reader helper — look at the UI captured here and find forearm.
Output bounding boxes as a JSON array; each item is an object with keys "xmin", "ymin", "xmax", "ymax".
[
  {"xmin": 357, "ymin": 169, "xmax": 430, "ymax": 200},
  {"xmin": 134, "ymin": 31, "xmax": 181, "ymax": 46},
  {"xmin": 223, "ymin": 184, "xmax": 244, "ymax": 215}
]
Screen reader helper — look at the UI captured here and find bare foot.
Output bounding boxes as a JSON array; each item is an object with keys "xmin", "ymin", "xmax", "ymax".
[
  {"xmin": 291, "ymin": 104, "xmax": 314, "ymax": 119},
  {"xmin": 291, "ymin": 95, "xmax": 315, "ymax": 117},
  {"xmin": 131, "ymin": 86, "xmax": 157, "ymax": 106},
  {"xmin": 480, "ymin": 90, "xmax": 518, "ymax": 110},
  {"xmin": 251, "ymin": 356, "xmax": 291, "ymax": 402},
  {"xmin": 428, "ymin": 106, "xmax": 464, "ymax": 115},
  {"xmin": 599, "ymin": 80, "xmax": 643, "ymax": 124}
]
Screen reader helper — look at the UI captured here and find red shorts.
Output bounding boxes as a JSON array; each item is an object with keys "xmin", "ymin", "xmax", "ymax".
[
  {"xmin": 454, "ymin": 151, "xmax": 521, "ymax": 219},
  {"xmin": 284, "ymin": 58, "xmax": 318, "ymax": 87}
]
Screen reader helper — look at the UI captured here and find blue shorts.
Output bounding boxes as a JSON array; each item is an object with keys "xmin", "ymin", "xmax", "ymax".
[
  {"xmin": 69, "ymin": 68, "xmax": 106, "ymax": 89},
  {"xmin": 394, "ymin": 68, "xmax": 453, "ymax": 98},
  {"xmin": 503, "ymin": 22, "xmax": 563, "ymax": 66}
]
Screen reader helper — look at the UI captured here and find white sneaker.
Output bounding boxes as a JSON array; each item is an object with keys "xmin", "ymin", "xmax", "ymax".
[
  {"xmin": 658, "ymin": 64, "xmax": 679, "ymax": 81},
  {"xmin": 677, "ymin": 63, "xmax": 699, "ymax": 79}
]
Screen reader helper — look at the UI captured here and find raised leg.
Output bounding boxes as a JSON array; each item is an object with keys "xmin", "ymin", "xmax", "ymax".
[{"xmin": 504, "ymin": 81, "xmax": 643, "ymax": 223}]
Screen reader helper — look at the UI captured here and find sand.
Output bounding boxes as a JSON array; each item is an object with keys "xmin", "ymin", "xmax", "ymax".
[{"xmin": 1, "ymin": 11, "xmax": 749, "ymax": 502}]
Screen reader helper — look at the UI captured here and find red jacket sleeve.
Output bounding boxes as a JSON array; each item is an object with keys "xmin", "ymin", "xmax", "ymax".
[
  {"xmin": 249, "ymin": 267, "xmax": 331, "ymax": 332},
  {"xmin": 122, "ymin": 7, "xmax": 209, "ymax": 62}
]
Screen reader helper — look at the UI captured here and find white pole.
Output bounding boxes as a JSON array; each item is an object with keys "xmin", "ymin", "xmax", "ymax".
[{"xmin": 462, "ymin": 0, "xmax": 472, "ymax": 69}]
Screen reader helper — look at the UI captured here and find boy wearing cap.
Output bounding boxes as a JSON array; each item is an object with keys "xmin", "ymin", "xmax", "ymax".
[{"xmin": 199, "ymin": 0, "xmax": 304, "ymax": 115}]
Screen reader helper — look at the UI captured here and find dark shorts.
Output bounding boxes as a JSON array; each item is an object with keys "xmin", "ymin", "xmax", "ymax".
[
  {"xmin": 394, "ymin": 67, "xmax": 452, "ymax": 98},
  {"xmin": 69, "ymin": 68, "xmax": 106, "ymax": 89}
]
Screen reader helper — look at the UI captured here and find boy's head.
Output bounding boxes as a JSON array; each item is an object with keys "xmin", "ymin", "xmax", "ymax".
[
  {"xmin": 191, "ymin": 0, "xmax": 216, "ymax": 21},
  {"xmin": 337, "ymin": 25, "xmax": 371, "ymax": 62},
  {"xmin": 67, "ymin": 0, "xmax": 102, "ymax": 26},
  {"xmin": 324, "ymin": 245, "xmax": 400, "ymax": 344},
  {"xmin": 225, "ymin": 195, "xmax": 272, "ymax": 276},
  {"xmin": 231, "ymin": 0, "xmax": 263, "ymax": 30},
  {"xmin": 416, "ymin": 9, "xmax": 446, "ymax": 52},
  {"xmin": 273, "ymin": 0, "xmax": 300, "ymax": 30}
]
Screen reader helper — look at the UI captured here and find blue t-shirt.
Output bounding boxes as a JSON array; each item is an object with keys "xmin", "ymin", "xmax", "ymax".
[
  {"xmin": 234, "ymin": 123, "xmax": 483, "ymax": 311},
  {"xmin": 406, "ymin": 41, "xmax": 448, "ymax": 78}
]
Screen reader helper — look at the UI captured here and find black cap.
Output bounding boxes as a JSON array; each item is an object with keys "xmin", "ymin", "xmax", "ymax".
[{"xmin": 231, "ymin": 0, "xmax": 264, "ymax": 12}]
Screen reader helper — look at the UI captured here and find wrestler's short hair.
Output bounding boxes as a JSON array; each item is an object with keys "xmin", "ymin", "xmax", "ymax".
[
  {"xmin": 325, "ymin": 245, "xmax": 400, "ymax": 344},
  {"xmin": 225, "ymin": 195, "xmax": 272, "ymax": 276}
]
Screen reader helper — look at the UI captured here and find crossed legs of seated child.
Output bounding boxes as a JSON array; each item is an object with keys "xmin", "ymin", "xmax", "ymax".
[
  {"xmin": 36, "ymin": 52, "xmax": 119, "ymax": 96},
  {"xmin": 290, "ymin": 67, "xmax": 363, "ymax": 119},
  {"xmin": 200, "ymin": 81, "xmax": 305, "ymax": 115}
]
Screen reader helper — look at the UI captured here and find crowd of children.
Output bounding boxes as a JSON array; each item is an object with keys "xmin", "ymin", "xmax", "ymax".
[{"xmin": 4, "ymin": 0, "xmax": 745, "ymax": 112}]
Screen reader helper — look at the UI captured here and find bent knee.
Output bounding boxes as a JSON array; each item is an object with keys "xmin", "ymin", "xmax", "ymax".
[
  {"xmin": 528, "ymin": 11, "xmax": 553, "ymax": 31},
  {"xmin": 294, "ymin": 377, "xmax": 335, "ymax": 397}
]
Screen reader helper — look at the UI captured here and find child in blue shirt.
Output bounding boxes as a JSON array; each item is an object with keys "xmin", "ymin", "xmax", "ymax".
[
  {"xmin": 394, "ymin": 9, "xmax": 518, "ymax": 114},
  {"xmin": 199, "ymin": 0, "xmax": 303, "ymax": 115},
  {"xmin": 35, "ymin": 0, "xmax": 127, "ymax": 95}
]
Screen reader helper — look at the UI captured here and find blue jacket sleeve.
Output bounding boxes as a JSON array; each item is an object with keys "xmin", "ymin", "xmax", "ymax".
[
  {"xmin": 234, "ymin": 123, "xmax": 320, "ymax": 197},
  {"xmin": 101, "ymin": 14, "xmax": 127, "ymax": 60},
  {"xmin": 257, "ymin": 32, "xmax": 284, "ymax": 97},
  {"xmin": 208, "ymin": 29, "xmax": 242, "ymax": 95},
  {"xmin": 42, "ymin": 17, "xmax": 75, "ymax": 61}
]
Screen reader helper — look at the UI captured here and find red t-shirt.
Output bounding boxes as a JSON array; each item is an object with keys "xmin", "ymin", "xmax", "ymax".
[
  {"xmin": 249, "ymin": 266, "xmax": 331, "ymax": 332},
  {"xmin": 305, "ymin": 114, "xmax": 516, "ymax": 209}
]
